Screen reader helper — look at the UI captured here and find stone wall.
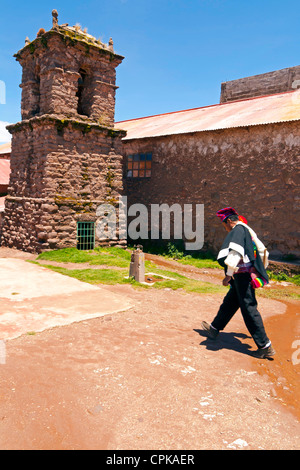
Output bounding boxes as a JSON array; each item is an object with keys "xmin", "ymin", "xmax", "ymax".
[
  {"xmin": 220, "ymin": 65, "xmax": 300, "ymax": 103},
  {"xmin": 123, "ymin": 120, "xmax": 300, "ymax": 258},
  {"xmin": 1, "ymin": 117, "xmax": 126, "ymax": 252}
]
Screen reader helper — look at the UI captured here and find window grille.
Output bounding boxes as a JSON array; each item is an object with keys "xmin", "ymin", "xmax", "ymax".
[
  {"xmin": 77, "ymin": 221, "xmax": 95, "ymax": 250},
  {"xmin": 127, "ymin": 153, "xmax": 152, "ymax": 178}
]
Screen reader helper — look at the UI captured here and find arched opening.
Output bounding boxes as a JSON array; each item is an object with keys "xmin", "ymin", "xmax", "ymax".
[
  {"xmin": 32, "ymin": 64, "xmax": 40, "ymax": 116},
  {"xmin": 76, "ymin": 68, "xmax": 88, "ymax": 116}
]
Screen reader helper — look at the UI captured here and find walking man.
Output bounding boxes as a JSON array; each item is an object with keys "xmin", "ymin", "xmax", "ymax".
[{"xmin": 202, "ymin": 207, "xmax": 275, "ymax": 359}]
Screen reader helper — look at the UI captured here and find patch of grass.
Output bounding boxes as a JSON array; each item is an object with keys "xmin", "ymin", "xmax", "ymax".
[
  {"xmin": 257, "ymin": 288, "xmax": 300, "ymax": 301},
  {"xmin": 136, "ymin": 241, "xmax": 221, "ymax": 268},
  {"xmin": 37, "ymin": 246, "xmax": 221, "ymax": 270},
  {"xmin": 292, "ymin": 275, "xmax": 300, "ymax": 286},
  {"xmin": 37, "ymin": 247, "xmax": 131, "ymax": 268},
  {"xmin": 34, "ymin": 247, "xmax": 300, "ymax": 300},
  {"xmin": 267, "ymin": 271, "xmax": 300, "ymax": 286},
  {"xmin": 177, "ymin": 256, "xmax": 221, "ymax": 270},
  {"xmin": 38, "ymin": 247, "xmax": 91, "ymax": 263},
  {"xmin": 143, "ymin": 265, "xmax": 225, "ymax": 294},
  {"xmin": 35, "ymin": 261, "xmax": 226, "ymax": 295},
  {"xmin": 152, "ymin": 277, "xmax": 226, "ymax": 295},
  {"xmin": 35, "ymin": 263, "xmax": 152, "ymax": 290}
]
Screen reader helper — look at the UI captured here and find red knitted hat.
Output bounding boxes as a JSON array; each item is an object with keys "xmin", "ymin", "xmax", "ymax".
[{"xmin": 216, "ymin": 207, "xmax": 238, "ymax": 222}]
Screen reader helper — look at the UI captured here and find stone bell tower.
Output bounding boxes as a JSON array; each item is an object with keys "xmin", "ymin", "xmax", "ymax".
[{"xmin": 1, "ymin": 10, "xmax": 126, "ymax": 252}]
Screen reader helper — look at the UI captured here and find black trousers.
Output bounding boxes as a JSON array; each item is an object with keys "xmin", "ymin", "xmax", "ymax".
[{"xmin": 211, "ymin": 273, "xmax": 270, "ymax": 349}]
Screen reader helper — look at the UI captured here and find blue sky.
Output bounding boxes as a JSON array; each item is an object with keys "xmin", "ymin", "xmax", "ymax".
[{"xmin": 0, "ymin": 0, "xmax": 300, "ymax": 141}]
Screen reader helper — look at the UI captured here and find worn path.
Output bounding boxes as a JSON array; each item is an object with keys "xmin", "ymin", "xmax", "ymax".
[{"xmin": 0, "ymin": 248, "xmax": 299, "ymax": 450}]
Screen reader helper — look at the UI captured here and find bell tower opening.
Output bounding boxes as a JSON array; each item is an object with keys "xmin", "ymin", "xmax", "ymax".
[
  {"xmin": 33, "ymin": 64, "xmax": 40, "ymax": 116},
  {"xmin": 76, "ymin": 68, "xmax": 88, "ymax": 116}
]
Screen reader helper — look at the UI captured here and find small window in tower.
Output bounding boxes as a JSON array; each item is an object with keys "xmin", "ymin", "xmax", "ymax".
[
  {"xmin": 76, "ymin": 68, "xmax": 88, "ymax": 116},
  {"xmin": 127, "ymin": 153, "xmax": 152, "ymax": 178},
  {"xmin": 77, "ymin": 221, "xmax": 95, "ymax": 250},
  {"xmin": 32, "ymin": 64, "xmax": 40, "ymax": 116}
]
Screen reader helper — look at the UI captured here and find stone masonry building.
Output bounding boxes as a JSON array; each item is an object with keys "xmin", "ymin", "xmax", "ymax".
[
  {"xmin": 1, "ymin": 11, "xmax": 126, "ymax": 252},
  {"xmin": 1, "ymin": 12, "xmax": 300, "ymax": 258},
  {"xmin": 118, "ymin": 69, "xmax": 300, "ymax": 259}
]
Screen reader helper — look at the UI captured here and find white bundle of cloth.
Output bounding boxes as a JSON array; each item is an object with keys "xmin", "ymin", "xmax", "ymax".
[{"xmin": 225, "ymin": 222, "xmax": 269, "ymax": 277}]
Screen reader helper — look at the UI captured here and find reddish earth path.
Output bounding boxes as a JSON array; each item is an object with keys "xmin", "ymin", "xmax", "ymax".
[{"xmin": 0, "ymin": 248, "xmax": 299, "ymax": 450}]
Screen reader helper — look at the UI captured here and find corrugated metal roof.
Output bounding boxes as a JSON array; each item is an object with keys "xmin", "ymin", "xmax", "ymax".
[
  {"xmin": 116, "ymin": 90, "xmax": 300, "ymax": 140},
  {"xmin": 0, "ymin": 159, "xmax": 10, "ymax": 185},
  {"xmin": 0, "ymin": 142, "xmax": 11, "ymax": 155}
]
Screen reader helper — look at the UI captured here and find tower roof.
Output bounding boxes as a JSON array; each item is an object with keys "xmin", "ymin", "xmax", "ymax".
[{"xmin": 15, "ymin": 10, "xmax": 124, "ymax": 62}]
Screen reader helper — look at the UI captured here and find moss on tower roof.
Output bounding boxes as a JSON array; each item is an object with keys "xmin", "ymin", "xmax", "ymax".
[{"xmin": 14, "ymin": 24, "xmax": 124, "ymax": 62}]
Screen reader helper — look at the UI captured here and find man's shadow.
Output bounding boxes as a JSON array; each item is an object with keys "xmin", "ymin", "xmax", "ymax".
[{"xmin": 194, "ymin": 328, "xmax": 253, "ymax": 356}]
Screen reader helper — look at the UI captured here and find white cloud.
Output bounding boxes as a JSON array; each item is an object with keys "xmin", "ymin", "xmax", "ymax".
[{"xmin": 0, "ymin": 121, "xmax": 11, "ymax": 142}]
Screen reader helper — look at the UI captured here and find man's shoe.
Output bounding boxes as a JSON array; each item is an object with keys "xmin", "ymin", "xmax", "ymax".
[
  {"xmin": 201, "ymin": 321, "xmax": 219, "ymax": 340},
  {"xmin": 252, "ymin": 345, "xmax": 275, "ymax": 359}
]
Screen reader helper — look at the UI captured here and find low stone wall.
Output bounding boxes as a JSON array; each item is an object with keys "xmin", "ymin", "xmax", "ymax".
[{"xmin": 220, "ymin": 65, "xmax": 300, "ymax": 103}]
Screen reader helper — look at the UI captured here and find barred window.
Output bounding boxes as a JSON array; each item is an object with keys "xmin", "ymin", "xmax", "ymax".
[
  {"xmin": 127, "ymin": 153, "xmax": 152, "ymax": 178},
  {"xmin": 77, "ymin": 221, "xmax": 95, "ymax": 250}
]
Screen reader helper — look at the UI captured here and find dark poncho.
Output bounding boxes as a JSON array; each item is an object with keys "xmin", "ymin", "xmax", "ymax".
[{"xmin": 217, "ymin": 224, "xmax": 269, "ymax": 283}]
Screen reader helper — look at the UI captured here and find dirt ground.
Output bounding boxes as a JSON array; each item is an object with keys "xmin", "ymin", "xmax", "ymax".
[{"xmin": 0, "ymin": 247, "xmax": 299, "ymax": 450}]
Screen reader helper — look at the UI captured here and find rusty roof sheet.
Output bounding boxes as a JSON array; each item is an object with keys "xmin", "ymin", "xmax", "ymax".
[
  {"xmin": 0, "ymin": 142, "xmax": 11, "ymax": 155},
  {"xmin": 116, "ymin": 90, "xmax": 300, "ymax": 140},
  {"xmin": 0, "ymin": 159, "xmax": 10, "ymax": 185}
]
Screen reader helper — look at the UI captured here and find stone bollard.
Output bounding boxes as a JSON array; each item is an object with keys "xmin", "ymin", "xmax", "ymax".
[{"xmin": 129, "ymin": 245, "xmax": 145, "ymax": 282}]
